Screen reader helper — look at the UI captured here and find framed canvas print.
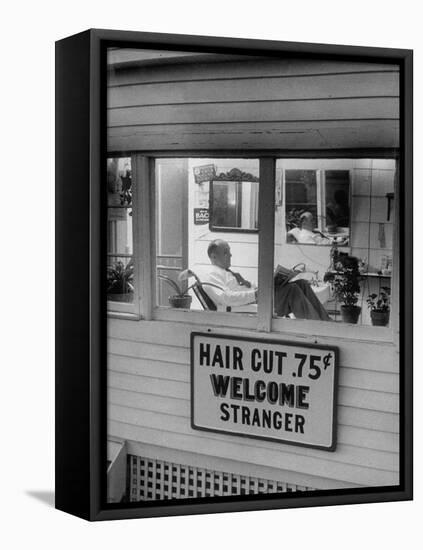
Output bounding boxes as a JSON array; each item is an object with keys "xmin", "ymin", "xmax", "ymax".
[{"xmin": 55, "ymin": 29, "xmax": 413, "ymax": 521}]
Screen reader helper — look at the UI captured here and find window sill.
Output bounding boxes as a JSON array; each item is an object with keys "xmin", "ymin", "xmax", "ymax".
[
  {"xmin": 151, "ymin": 307, "xmax": 397, "ymax": 344},
  {"xmin": 107, "ymin": 311, "xmax": 142, "ymax": 321},
  {"xmin": 153, "ymin": 306, "xmax": 258, "ymax": 330},
  {"xmin": 107, "ymin": 300, "xmax": 141, "ymax": 321},
  {"xmin": 271, "ymin": 316, "xmax": 396, "ymax": 344}
]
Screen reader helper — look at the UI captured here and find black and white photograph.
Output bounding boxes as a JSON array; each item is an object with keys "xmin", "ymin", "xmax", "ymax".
[
  {"xmin": 3, "ymin": 0, "xmax": 421, "ymax": 545},
  {"xmin": 105, "ymin": 43, "xmax": 406, "ymax": 504}
]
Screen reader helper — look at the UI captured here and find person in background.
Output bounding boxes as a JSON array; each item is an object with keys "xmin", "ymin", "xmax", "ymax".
[
  {"xmin": 287, "ymin": 212, "xmax": 328, "ymax": 245},
  {"xmin": 203, "ymin": 239, "xmax": 331, "ymax": 320},
  {"xmin": 326, "ymin": 189, "xmax": 350, "ymax": 228}
]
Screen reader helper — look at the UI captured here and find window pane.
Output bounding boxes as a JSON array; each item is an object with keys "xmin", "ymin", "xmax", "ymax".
[
  {"xmin": 107, "ymin": 157, "xmax": 132, "ymax": 207},
  {"xmin": 285, "ymin": 170, "xmax": 318, "ymax": 237},
  {"xmin": 155, "ymin": 158, "xmax": 259, "ymax": 313},
  {"xmin": 107, "ymin": 207, "xmax": 133, "ymax": 255},
  {"xmin": 325, "ymin": 170, "xmax": 350, "ymax": 230},
  {"xmin": 274, "ymin": 159, "xmax": 396, "ymax": 327},
  {"xmin": 107, "ymin": 156, "xmax": 135, "ymax": 308},
  {"xmin": 107, "ymin": 255, "xmax": 134, "ymax": 303}
]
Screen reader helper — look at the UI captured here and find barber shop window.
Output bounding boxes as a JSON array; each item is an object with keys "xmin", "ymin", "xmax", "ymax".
[
  {"xmin": 143, "ymin": 155, "xmax": 398, "ymax": 334},
  {"xmin": 154, "ymin": 158, "xmax": 259, "ymax": 314},
  {"xmin": 274, "ymin": 159, "xmax": 396, "ymax": 328},
  {"xmin": 107, "ymin": 156, "xmax": 139, "ymax": 315}
]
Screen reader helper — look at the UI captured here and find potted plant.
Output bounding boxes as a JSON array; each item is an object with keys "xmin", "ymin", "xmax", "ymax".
[
  {"xmin": 107, "ymin": 259, "xmax": 134, "ymax": 302},
  {"xmin": 158, "ymin": 269, "xmax": 224, "ymax": 309},
  {"xmin": 366, "ymin": 287, "xmax": 390, "ymax": 326},
  {"xmin": 330, "ymin": 264, "xmax": 362, "ymax": 324}
]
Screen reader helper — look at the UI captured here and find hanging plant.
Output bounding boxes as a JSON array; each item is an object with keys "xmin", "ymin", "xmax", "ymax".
[{"xmin": 120, "ymin": 170, "xmax": 132, "ymax": 210}]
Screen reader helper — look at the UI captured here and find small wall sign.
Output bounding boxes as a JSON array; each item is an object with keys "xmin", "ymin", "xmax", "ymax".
[
  {"xmin": 193, "ymin": 164, "xmax": 216, "ymax": 184},
  {"xmin": 194, "ymin": 208, "xmax": 210, "ymax": 225},
  {"xmin": 191, "ymin": 333, "xmax": 338, "ymax": 450}
]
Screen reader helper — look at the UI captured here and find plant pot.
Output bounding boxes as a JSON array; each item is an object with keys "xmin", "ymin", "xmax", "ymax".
[
  {"xmin": 169, "ymin": 295, "xmax": 192, "ymax": 309},
  {"xmin": 340, "ymin": 305, "xmax": 361, "ymax": 324},
  {"xmin": 370, "ymin": 310, "xmax": 390, "ymax": 327}
]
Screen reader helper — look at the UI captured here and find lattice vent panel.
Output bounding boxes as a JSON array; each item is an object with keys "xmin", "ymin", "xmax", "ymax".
[{"xmin": 128, "ymin": 454, "xmax": 315, "ymax": 502}]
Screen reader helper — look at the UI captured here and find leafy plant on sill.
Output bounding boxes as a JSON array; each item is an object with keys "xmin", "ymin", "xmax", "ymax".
[
  {"xmin": 107, "ymin": 259, "xmax": 134, "ymax": 295},
  {"xmin": 330, "ymin": 266, "xmax": 361, "ymax": 307},
  {"xmin": 366, "ymin": 287, "xmax": 390, "ymax": 312}
]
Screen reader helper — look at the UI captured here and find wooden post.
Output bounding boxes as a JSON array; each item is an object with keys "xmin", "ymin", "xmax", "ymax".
[{"xmin": 257, "ymin": 158, "xmax": 276, "ymax": 332}]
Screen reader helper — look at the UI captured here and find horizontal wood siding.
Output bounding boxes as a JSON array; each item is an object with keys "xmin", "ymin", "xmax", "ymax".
[
  {"xmin": 107, "ymin": 318, "xmax": 400, "ymax": 489},
  {"xmin": 107, "ymin": 58, "xmax": 399, "ymax": 151}
]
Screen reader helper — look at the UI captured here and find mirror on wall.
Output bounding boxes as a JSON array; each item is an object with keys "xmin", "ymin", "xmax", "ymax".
[
  {"xmin": 285, "ymin": 169, "xmax": 350, "ymax": 246},
  {"xmin": 209, "ymin": 169, "xmax": 259, "ymax": 233}
]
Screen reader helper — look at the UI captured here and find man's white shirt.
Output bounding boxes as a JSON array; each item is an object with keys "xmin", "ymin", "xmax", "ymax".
[{"xmin": 201, "ymin": 264, "xmax": 257, "ymax": 311}]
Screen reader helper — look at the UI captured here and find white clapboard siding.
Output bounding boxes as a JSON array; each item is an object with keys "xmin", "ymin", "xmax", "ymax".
[
  {"xmin": 108, "ymin": 371, "xmax": 398, "ymax": 416},
  {"xmin": 108, "ymin": 353, "xmax": 399, "ymax": 394},
  {"xmin": 109, "ymin": 98, "xmax": 398, "ymax": 127},
  {"xmin": 107, "ymin": 316, "xmax": 399, "ymax": 488},
  {"xmin": 108, "ymin": 389, "xmax": 398, "ymax": 453},
  {"xmin": 108, "ymin": 419, "xmax": 397, "ymax": 488},
  {"xmin": 108, "ymin": 72, "xmax": 399, "ymax": 107},
  {"xmin": 108, "ymin": 320, "xmax": 399, "ymax": 372},
  {"xmin": 108, "ymin": 382, "xmax": 399, "ymax": 434},
  {"xmin": 108, "ymin": 404, "xmax": 398, "ymax": 472},
  {"xmin": 108, "ymin": 58, "xmax": 398, "ymax": 87},
  {"xmin": 108, "ymin": 121, "xmax": 399, "ymax": 152},
  {"xmin": 107, "ymin": 58, "xmax": 399, "ymax": 151}
]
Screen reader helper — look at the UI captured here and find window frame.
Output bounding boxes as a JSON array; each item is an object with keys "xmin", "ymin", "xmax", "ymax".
[
  {"xmin": 106, "ymin": 153, "xmax": 141, "ymax": 319},
  {"xmin": 117, "ymin": 151, "xmax": 399, "ymax": 344}
]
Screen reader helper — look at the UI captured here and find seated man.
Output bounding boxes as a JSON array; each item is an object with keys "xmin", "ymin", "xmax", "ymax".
[
  {"xmin": 287, "ymin": 212, "xmax": 329, "ymax": 245},
  {"xmin": 203, "ymin": 239, "xmax": 331, "ymax": 321}
]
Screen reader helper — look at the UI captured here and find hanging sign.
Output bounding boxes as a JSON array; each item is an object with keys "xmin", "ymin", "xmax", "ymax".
[
  {"xmin": 194, "ymin": 208, "xmax": 210, "ymax": 225},
  {"xmin": 191, "ymin": 333, "xmax": 338, "ymax": 451},
  {"xmin": 193, "ymin": 164, "xmax": 216, "ymax": 184}
]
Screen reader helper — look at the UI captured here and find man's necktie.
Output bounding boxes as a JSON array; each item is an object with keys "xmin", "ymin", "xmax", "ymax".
[{"xmin": 226, "ymin": 268, "xmax": 252, "ymax": 288}]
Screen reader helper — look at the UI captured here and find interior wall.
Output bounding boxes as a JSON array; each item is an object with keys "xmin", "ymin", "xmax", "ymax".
[{"xmin": 187, "ymin": 157, "xmax": 395, "ymax": 319}]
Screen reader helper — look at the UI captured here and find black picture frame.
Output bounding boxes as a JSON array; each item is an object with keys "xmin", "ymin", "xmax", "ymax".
[{"xmin": 55, "ymin": 28, "xmax": 413, "ymax": 521}]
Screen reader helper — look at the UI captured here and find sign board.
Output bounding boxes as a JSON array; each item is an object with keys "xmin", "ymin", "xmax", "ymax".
[
  {"xmin": 193, "ymin": 164, "xmax": 216, "ymax": 184},
  {"xmin": 194, "ymin": 208, "xmax": 210, "ymax": 225},
  {"xmin": 191, "ymin": 333, "xmax": 338, "ymax": 451}
]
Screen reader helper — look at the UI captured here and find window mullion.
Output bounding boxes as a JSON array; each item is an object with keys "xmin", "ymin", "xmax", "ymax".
[
  {"xmin": 391, "ymin": 160, "xmax": 400, "ymax": 345},
  {"xmin": 134, "ymin": 155, "xmax": 153, "ymax": 320},
  {"xmin": 318, "ymin": 169, "xmax": 325, "ymax": 231},
  {"xmin": 257, "ymin": 158, "xmax": 276, "ymax": 332}
]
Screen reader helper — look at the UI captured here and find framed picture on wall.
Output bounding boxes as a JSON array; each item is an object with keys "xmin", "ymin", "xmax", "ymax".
[{"xmin": 56, "ymin": 29, "xmax": 413, "ymax": 521}]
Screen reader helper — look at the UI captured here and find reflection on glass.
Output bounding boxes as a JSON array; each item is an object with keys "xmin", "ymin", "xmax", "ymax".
[
  {"xmin": 285, "ymin": 168, "xmax": 350, "ymax": 246},
  {"xmin": 107, "ymin": 208, "xmax": 133, "ymax": 255},
  {"xmin": 107, "ymin": 256, "xmax": 134, "ymax": 303},
  {"xmin": 325, "ymin": 170, "xmax": 350, "ymax": 231},
  {"xmin": 274, "ymin": 158, "xmax": 395, "ymax": 326},
  {"xmin": 107, "ymin": 157, "xmax": 132, "ymax": 207},
  {"xmin": 154, "ymin": 158, "xmax": 259, "ymax": 312},
  {"xmin": 107, "ymin": 157, "xmax": 134, "ymax": 303},
  {"xmin": 210, "ymin": 180, "xmax": 259, "ymax": 231}
]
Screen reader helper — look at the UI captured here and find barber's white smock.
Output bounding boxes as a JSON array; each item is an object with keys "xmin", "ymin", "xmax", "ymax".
[{"xmin": 202, "ymin": 265, "xmax": 257, "ymax": 312}]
